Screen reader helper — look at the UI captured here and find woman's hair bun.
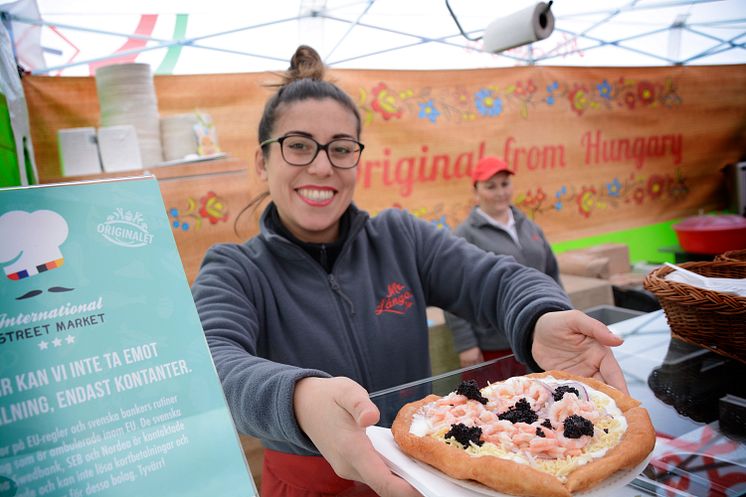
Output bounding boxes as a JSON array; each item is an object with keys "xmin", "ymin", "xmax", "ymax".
[{"xmin": 283, "ymin": 45, "xmax": 326, "ymax": 84}]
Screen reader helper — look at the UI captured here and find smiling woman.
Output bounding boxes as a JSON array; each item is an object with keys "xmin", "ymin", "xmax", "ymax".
[
  {"xmin": 191, "ymin": 44, "xmax": 629, "ymax": 497},
  {"xmin": 255, "ymin": 98, "xmax": 360, "ymax": 244}
]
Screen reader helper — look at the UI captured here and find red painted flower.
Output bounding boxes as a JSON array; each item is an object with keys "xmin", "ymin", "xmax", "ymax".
[
  {"xmin": 371, "ymin": 82, "xmax": 404, "ymax": 120},
  {"xmin": 520, "ymin": 190, "xmax": 536, "ymax": 208},
  {"xmin": 568, "ymin": 85, "xmax": 590, "ymax": 116},
  {"xmin": 535, "ymin": 187, "xmax": 546, "ymax": 203},
  {"xmin": 199, "ymin": 191, "xmax": 228, "ymax": 224},
  {"xmin": 577, "ymin": 187, "xmax": 596, "ymax": 218},
  {"xmin": 637, "ymin": 81, "xmax": 656, "ymax": 106},
  {"xmin": 647, "ymin": 175, "xmax": 665, "ymax": 199}
]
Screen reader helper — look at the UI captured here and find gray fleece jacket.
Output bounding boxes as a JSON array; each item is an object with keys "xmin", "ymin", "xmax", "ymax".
[
  {"xmin": 191, "ymin": 203, "xmax": 571, "ymax": 455},
  {"xmin": 445, "ymin": 206, "xmax": 565, "ymax": 353}
]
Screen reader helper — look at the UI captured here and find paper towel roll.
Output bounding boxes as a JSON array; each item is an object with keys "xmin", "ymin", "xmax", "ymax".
[
  {"xmin": 160, "ymin": 113, "xmax": 199, "ymax": 161},
  {"xmin": 482, "ymin": 2, "xmax": 555, "ymax": 54}
]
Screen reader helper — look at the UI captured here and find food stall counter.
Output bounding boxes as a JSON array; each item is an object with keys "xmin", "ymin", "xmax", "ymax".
[{"xmin": 366, "ymin": 311, "xmax": 746, "ymax": 497}]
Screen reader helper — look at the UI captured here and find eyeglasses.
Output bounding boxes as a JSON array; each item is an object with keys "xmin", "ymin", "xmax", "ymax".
[{"xmin": 260, "ymin": 134, "xmax": 365, "ymax": 169}]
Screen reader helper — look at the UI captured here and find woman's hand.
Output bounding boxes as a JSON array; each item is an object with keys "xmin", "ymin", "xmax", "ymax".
[
  {"xmin": 294, "ymin": 377, "xmax": 423, "ymax": 497},
  {"xmin": 531, "ymin": 310, "xmax": 628, "ymax": 394},
  {"xmin": 459, "ymin": 347, "xmax": 484, "ymax": 368}
]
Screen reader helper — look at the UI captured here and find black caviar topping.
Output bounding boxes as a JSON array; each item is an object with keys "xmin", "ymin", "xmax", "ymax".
[
  {"xmin": 536, "ymin": 427, "xmax": 546, "ymax": 438},
  {"xmin": 553, "ymin": 385, "xmax": 580, "ymax": 401},
  {"xmin": 456, "ymin": 380, "xmax": 488, "ymax": 405},
  {"xmin": 445, "ymin": 423, "xmax": 484, "ymax": 449},
  {"xmin": 604, "ymin": 428, "xmax": 609, "ymax": 434},
  {"xmin": 563, "ymin": 415, "xmax": 594, "ymax": 439},
  {"xmin": 541, "ymin": 418, "xmax": 553, "ymax": 429},
  {"xmin": 497, "ymin": 398, "xmax": 538, "ymax": 424}
]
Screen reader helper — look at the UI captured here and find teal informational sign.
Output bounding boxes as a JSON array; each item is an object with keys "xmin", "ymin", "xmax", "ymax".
[{"xmin": 0, "ymin": 177, "xmax": 257, "ymax": 497}]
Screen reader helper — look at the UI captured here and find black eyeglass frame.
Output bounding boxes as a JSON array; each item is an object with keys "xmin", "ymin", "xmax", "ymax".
[{"xmin": 259, "ymin": 134, "xmax": 365, "ymax": 169}]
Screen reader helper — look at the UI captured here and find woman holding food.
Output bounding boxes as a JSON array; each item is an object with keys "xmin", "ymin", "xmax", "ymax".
[{"xmin": 191, "ymin": 45, "xmax": 627, "ymax": 497}]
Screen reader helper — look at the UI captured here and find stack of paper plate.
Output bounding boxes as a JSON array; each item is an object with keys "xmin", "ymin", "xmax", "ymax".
[
  {"xmin": 160, "ymin": 113, "xmax": 199, "ymax": 161},
  {"xmin": 95, "ymin": 63, "xmax": 163, "ymax": 166}
]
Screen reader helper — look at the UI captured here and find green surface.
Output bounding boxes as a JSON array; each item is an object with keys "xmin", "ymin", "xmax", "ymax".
[
  {"xmin": 552, "ymin": 220, "xmax": 683, "ymax": 264},
  {"xmin": 0, "ymin": 92, "xmax": 21, "ymax": 188},
  {"xmin": 551, "ymin": 211, "xmax": 733, "ymax": 264}
]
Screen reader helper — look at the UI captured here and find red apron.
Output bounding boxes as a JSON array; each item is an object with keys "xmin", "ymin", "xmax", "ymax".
[
  {"xmin": 261, "ymin": 448, "xmax": 378, "ymax": 497},
  {"xmin": 482, "ymin": 349, "xmax": 528, "ymax": 378}
]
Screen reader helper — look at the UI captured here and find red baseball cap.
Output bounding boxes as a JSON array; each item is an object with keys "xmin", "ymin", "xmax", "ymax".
[{"xmin": 471, "ymin": 156, "xmax": 513, "ymax": 184}]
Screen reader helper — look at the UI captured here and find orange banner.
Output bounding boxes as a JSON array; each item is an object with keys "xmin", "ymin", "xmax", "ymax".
[{"xmin": 24, "ymin": 65, "xmax": 746, "ymax": 241}]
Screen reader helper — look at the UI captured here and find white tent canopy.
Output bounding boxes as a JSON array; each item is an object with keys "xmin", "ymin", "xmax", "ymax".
[{"xmin": 2, "ymin": 0, "xmax": 745, "ymax": 75}]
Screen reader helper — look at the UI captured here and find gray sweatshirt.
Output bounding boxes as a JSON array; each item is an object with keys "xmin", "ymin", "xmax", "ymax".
[
  {"xmin": 191, "ymin": 203, "xmax": 571, "ymax": 455},
  {"xmin": 445, "ymin": 206, "xmax": 565, "ymax": 353}
]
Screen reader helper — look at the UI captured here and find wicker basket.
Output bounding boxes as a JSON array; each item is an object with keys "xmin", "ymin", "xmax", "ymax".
[
  {"xmin": 643, "ymin": 261, "xmax": 746, "ymax": 364},
  {"xmin": 715, "ymin": 248, "xmax": 746, "ymax": 262}
]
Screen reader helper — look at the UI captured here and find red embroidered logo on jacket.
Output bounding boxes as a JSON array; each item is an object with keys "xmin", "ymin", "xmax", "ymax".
[{"xmin": 375, "ymin": 282, "xmax": 413, "ymax": 315}]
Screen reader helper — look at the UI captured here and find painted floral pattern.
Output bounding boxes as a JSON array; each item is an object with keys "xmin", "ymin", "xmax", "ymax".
[
  {"xmin": 169, "ymin": 191, "xmax": 229, "ymax": 232},
  {"xmin": 199, "ymin": 191, "xmax": 229, "ymax": 224},
  {"xmin": 514, "ymin": 169, "xmax": 689, "ymax": 219},
  {"xmin": 357, "ymin": 76, "xmax": 681, "ymax": 122},
  {"xmin": 376, "ymin": 201, "xmax": 476, "ymax": 231}
]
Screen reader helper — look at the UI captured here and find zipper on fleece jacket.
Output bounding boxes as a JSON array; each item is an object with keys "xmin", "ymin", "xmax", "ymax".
[
  {"xmin": 319, "ymin": 244, "xmax": 328, "ymax": 271},
  {"xmin": 328, "ymin": 273, "xmax": 355, "ymax": 316}
]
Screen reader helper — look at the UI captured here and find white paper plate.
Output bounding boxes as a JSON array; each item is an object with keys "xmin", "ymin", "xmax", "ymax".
[{"xmin": 367, "ymin": 426, "xmax": 652, "ymax": 497}]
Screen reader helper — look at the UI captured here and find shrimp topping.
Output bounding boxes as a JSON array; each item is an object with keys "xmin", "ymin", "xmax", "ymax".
[{"xmin": 411, "ymin": 374, "xmax": 628, "ymax": 477}]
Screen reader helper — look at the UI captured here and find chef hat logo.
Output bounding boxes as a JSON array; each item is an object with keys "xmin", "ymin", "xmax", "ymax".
[{"xmin": 0, "ymin": 210, "xmax": 69, "ymax": 281}]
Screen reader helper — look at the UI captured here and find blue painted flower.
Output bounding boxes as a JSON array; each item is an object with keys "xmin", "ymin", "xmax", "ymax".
[
  {"xmin": 418, "ymin": 99, "xmax": 441, "ymax": 123},
  {"xmin": 597, "ymin": 80, "xmax": 612, "ymax": 100},
  {"xmin": 172, "ymin": 220, "xmax": 180, "ymax": 228},
  {"xmin": 169, "ymin": 208, "xmax": 179, "ymax": 217},
  {"xmin": 554, "ymin": 201, "xmax": 563, "ymax": 211},
  {"xmin": 182, "ymin": 223, "xmax": 190, "ymax": 231},
  {"xmin": 432, "ymin": 215, "xmax": 449, "ymax": 230},
  {"xmin": 546, "ymin": 95, "xmax": 555, "ymax": 105},
  {"xmin": 475, "ymin": 89, "xmax": 503, "ymax": 117},
  {"xmin": 606, "ymin": 178, "xmax": 621, "ymax": 197}
]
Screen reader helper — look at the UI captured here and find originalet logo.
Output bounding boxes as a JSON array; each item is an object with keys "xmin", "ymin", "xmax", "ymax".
[
  {"xmin": 375, "ymin": 281, "xmax": 414, "ymax": 316},
  {"xmin": 97, "ymin": 208, "xmax": 154, "ymax": 248}
]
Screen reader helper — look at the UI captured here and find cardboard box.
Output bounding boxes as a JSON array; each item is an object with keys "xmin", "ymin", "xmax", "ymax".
[
  {"xmin": 560, "ymin": 273, "xmax": 615, "ymax": 310},
  {"xmin": 557, "ymin": 252, "xmax": 611, "ymax": 279},
  {"xmin": 581, "ymin": 243, "xmax": 631, "ymax": 275},
  {"xmin": 608, "ymin": 271, "xmax": 647, "ymax": 289}
]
